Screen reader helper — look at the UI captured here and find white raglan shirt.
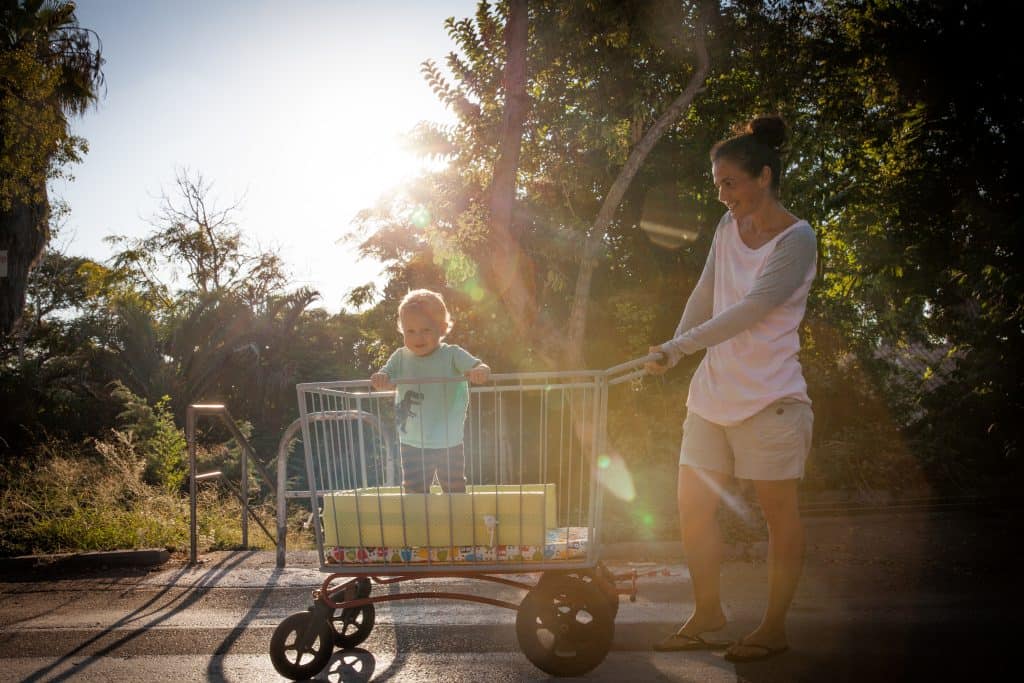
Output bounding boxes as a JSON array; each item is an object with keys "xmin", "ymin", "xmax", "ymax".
[{"xmin": 661, "ymin": 212, "xmax": 817, "ymax": 426}]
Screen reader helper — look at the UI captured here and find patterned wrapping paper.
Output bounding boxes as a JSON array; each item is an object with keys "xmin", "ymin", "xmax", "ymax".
[
  {"xmin": 325, "ymin": 526, "xmax": 589, "ymax": 565},
  {"xmin": 321, "ymin": 484, "xmax": 556, "ymax": 548}
]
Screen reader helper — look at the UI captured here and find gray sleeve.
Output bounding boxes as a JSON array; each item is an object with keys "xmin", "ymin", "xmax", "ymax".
[
  {"xmin": 662, "ymin": 223, "xmax": 816, "ymax": 357},
  {"xmin": 664, "ymin": 239, "xmax": 715, "ymax": 367}
]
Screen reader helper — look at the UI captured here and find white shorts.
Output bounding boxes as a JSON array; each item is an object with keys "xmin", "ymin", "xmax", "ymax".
[{"xmin": 679, "ymin": 399, "xmax": 813, "ymax": 480}]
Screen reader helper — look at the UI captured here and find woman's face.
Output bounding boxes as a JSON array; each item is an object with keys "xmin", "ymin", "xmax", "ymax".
[{"xmin": 712, "ymin": 157, "xmax": 771, "ymax": 219}]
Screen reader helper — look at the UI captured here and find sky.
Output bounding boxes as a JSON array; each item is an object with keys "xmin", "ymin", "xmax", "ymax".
[{"xmin": 54, "ymin": 0, "xmax": 480, "ymax": 312}]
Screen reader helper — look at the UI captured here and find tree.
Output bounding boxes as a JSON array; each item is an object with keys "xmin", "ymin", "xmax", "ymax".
[
  {"xmin": 107, "ymin": 169, "xmax": 289, "ymax": 311},
  {"xmin": 486, "ymin": 0, "xmax": 533, "ymax": 341},
  {"xmin": 563, "ymin": 0, "xmax": 712, "ymax": 367},
  {"xmin": 350, "ymin": 0, "xmax": 1024, "ymax": 495},
  {"xmin": 0, "ymin": 242, "xmax": 126, "ymax": 453},
  {"xmin": 832, "ymin": 0, "xmax": 1024, "ymax": 488},
  {"xmin": 0, "ymin": 0, "xmax": 104, "ymax": 336},
  {"xmin": 101, "ymin": 171, "xmax": 315, "ymax": 410},
  {"xmin": 362, "ymin": 0, "xmax": 720, "ymax": 369}
]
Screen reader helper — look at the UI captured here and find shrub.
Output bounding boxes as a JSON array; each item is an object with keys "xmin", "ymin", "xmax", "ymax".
[
  {"xmin": 0, "ymin": 433, "xmax": 282, "ymax": 556},
  {"xmin": 111, "ymin": 383, "xmax": 188, "ymax": 492}
]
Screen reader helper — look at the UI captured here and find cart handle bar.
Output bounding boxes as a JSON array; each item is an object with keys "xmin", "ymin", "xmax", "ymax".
[{"xmin": 297, "ymin": 352, "xmax": 667, "ymax": 391}]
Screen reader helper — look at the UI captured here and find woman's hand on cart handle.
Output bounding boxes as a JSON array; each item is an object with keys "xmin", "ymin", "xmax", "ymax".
[
  {"xmin": 645, "ymin": 346, "xmax": 670, "ymax": 375},
  {"xmin": 370, "ymin": 372, "xmax": 395, "ymax": 391}
]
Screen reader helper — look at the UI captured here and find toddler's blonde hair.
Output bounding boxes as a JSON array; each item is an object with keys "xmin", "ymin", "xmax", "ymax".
[{"xmin": 397, "ymin": 289, "xmax": 453, "ymax": 336}]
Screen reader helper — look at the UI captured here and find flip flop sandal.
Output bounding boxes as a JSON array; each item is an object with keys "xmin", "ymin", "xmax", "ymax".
[
  {"xmin": 724, "ymin": 642, "xmax": 790, "ymax": 662},
  {"xmin": 653, "ymin": 631, "xmax": 732, "ymax": 652}
]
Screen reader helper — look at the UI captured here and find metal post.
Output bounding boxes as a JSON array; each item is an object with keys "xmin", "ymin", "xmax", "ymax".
[
  {"xmin": 187, "ymin": 406, "xmax": 198, "ymax": 565},
  {"xmin": 276, "ymin": 418, "xmax": 304, "ymax": 567},
  {"xmin": 240, "ymin": 433, "xmax": 249, "ymax": 549},
  {"xmin": 276, "ymin": 439, "xmax": 288, "ymax": 568}
]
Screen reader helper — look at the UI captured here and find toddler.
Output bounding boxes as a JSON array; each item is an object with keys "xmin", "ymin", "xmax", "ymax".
[{"xmin": 370, "ymin": 289, "xmax": 490, "ymax": 493}]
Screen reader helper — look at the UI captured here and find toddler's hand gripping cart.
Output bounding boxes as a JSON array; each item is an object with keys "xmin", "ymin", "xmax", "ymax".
[{"xmin": 269, "ymin": 355, "xmax": 658, "ymax": 679}]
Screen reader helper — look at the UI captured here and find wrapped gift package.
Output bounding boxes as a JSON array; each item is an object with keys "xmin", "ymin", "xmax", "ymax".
[
  {"xmin": 322, "ymin": 483, "xmax": 558, "ymax": 548},
  {"xmin": 325, "ymin": 526, "xmax": 590, "ymax": 565}
]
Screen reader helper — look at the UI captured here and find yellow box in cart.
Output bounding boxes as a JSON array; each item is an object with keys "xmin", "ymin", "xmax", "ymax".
[{"xmin": 321, "ymin": 483, "xmax": 557, "ymax": 548}]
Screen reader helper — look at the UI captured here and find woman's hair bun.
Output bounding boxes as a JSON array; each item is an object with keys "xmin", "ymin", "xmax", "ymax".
[{"xmin": 747, "ymin": 115, "xmax": 787, "ymax": 150}]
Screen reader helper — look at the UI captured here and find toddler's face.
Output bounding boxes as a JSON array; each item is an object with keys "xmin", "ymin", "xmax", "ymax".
[{"xmin": 400, "ymin": 308, "xmax": 441, "ymax": 357}]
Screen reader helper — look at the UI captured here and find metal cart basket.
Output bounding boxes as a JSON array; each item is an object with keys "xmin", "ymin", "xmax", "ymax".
[{"xmin": 269, "ymin": 355, "xmax": 654, "ymax": 679}]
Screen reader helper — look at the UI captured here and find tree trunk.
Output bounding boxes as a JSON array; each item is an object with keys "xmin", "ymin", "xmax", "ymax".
[
  {"xmin": 563, "ymin": 1, "xmax": 715, "ymax": 369},
  {"xmin": 0, "ymin": 184, "xmax": 50, "ymax": 337},
  {"xmin": 486, "ymin": 0, "xmax": 537, "ymax": 346}
]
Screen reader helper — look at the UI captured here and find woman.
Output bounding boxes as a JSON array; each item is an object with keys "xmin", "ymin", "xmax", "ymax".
[{"xmin": 646, "ymin": 115, "xmax": 817, "ymax": 663}]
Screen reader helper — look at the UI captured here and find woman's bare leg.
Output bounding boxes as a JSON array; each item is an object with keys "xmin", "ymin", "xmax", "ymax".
[
  {"xmin": 676, "ymin": 464, "xmax": 732, "ymax": 635},
  {"xmin": 733, "ymin": 477, "xmax": 803, "ymax": 651}
]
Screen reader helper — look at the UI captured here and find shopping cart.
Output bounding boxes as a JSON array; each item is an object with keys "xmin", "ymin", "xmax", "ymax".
[{"xmin": 269, "ymin": 354, "xmax": 658, "ymax": 679}]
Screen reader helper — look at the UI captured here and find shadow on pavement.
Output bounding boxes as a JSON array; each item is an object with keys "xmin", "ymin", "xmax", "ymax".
[
  {"xmin": 730, "ymin": 508, "xmax": 1017, "ymax": 682},
  {"xmin": 18, "ymin": 551, "xmax": 259, "ymax": 683},
  {"xmin": 206, "ymin": 563, "xmax": 283, "ymax": 680},
  {"xmin": 317, "ymin": 648, "xmax": 376, "ymax": 682}
]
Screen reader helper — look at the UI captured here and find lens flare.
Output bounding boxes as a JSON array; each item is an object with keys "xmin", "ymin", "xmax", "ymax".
[
  {"xmin": 691, "ymin": 467, "xmax": 756, "ymax": 524},
  {"xmin": 640, "ymin": 183, "xmax": 700, "ymax": 249},
  {"xmin": 411, "ymin": 205, "xmax": 431, "ymax": 229},
  {"xmin": 457, "ymin": 276, "xmax": 487, "ymax": 302},
  {"xmin": 639, "ymin": 219, "xmax": 699, "ymax": 249},
  {"xmin": 597, "ymin": 452, "xmax": 635, "ymax": 502}
]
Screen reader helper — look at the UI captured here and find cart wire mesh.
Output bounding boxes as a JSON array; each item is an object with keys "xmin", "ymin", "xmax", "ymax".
[{"xmin": 294, "ymin": 358, "xmax": 653, "ymax": 574}]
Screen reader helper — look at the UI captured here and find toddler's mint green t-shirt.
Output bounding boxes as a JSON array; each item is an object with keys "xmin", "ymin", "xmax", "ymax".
[{"xmin": 380, "ymin": 343, "xmax": 481, "ymax": 448}]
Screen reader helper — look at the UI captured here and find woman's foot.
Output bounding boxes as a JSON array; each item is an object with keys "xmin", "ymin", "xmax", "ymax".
[
  {"xmin": 653, "ymin": 613, "xmax": 729, "ymax": 652},
  {"xmin": 724, "ymin": 627, "xmax": 789, "ymax": 662}
]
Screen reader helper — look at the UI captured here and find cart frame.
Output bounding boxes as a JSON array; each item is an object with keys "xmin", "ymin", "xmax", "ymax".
[{"xmin": 269, "ymin": 354, "xmax": 656, "ymax": 679}]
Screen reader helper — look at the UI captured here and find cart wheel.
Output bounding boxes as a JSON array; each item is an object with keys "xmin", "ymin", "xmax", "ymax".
[
  {"xmin": 516, "ymin": 574, "xmax": 615, "ymax": 676},
  {"xmin": 539, "ymin": 567, "xmax": 620, "ymax": 618},
  {"xmin": 332, "ymin": 603, "xmax": 375, "ymax": 648},
  {"xmin": 269, "ymin": 611, "xmax": 335, "ymax": 680},
  {"xmin": 359, "ymin": 576, "xmax": 372, "ymax": 597}
]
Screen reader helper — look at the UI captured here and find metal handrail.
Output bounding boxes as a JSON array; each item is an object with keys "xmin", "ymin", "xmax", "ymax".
[{"xmin": 187, "ymin": 404, "xmax": 276, "ymax": 564}]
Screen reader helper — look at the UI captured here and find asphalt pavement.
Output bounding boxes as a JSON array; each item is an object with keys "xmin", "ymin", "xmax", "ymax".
[{"xmin": 0, "ymin": 507, "xmax": 1018, "ymax": 681}]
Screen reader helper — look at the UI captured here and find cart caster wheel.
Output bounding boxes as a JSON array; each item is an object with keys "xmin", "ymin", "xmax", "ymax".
[
  {"xmin": 332, "ymin": 603, "xmax": 375, "ymax": 648},
  {"xmin": 269, "ymin": 611, "xmax": 335, "ymax": 680},
  {"xmin": 539, "ymin": 566, "xmax": 620, "ymax": 618},
  {"xmin": 517, "ymin": 574, "xmax": 614, "ymax": 676},
  {"xmin": 352, "ymin": 576, "xmax": 372, "ymax": 600},
  {"xmin": 331, "ymin": 576, "xmax": 374, "ymax": 648}
]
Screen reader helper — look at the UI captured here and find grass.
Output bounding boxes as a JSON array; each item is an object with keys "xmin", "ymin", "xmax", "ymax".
[
  {"xmin": 2, "ymin": 427, "xmax": 774, "ymax": 557},
  {"xmin": 0, "ymin": 433, "xmax": 313, "ymax": 557}
]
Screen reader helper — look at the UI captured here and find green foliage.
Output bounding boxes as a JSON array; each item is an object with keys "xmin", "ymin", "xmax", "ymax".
[
  {"xmin": 0, "ymin": 0, "xmax": 103, "ymax": 211},
  {"xmin": 0, "ymin": 432, "xmax": 287, "ymax": 556},
  {"xmin": 1, "ymin": 0, "xmax": 105, "ymax": 336},
  {"xmin": 3, "ymin": 1, "xmax": 1022, "ymax": 557},
  {"xmin": 112, "ymin": 384, "xmax": 187, "ymax": 492},
  {"xmin": 2, "ymin": 170, "xmax": 389, "ymax": 500},
  {"xmin": 0, "ymin": 44, "xmax": 82, "ymax": 211},
  {"xmin": 106, "ymin": 170, "xmax": 288, "ymax": 305},
  {"xmin": 0, "ymin": 434, "xmax": 178, "ymax": 555},
  {"xmin": 358, "ymin": 1, "xmax": 716, "ymax": 373},
  {"xmin": 352, "ymin": 0, "xmax": 1024, "ymax": 500}
]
